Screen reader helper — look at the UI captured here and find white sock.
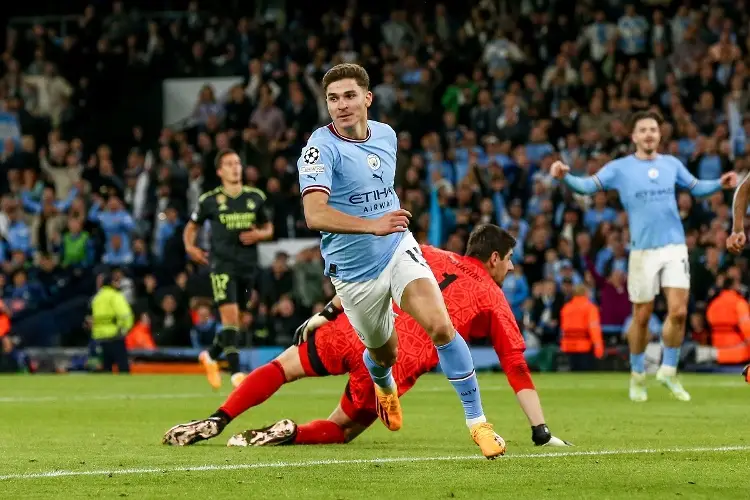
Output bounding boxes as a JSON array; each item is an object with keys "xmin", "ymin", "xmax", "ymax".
[
  {"xmin": 695, "ymin": 346, "xmax": 717, "ymax": 364},
  {"xmin": 466, "ymin": 415, "xmax": 487, "ymax": 428}
]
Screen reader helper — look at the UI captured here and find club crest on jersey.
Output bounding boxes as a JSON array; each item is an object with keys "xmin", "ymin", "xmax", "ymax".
[
  {"xmin": 303, "ymin": 146, "xmax": 320, "ymax": 165},
  {"xmin": 367, "ymin": 154, "xmax": 381, "ymax": 171},
  {"xmin": 648, "ymin": 168, "xmax": 659, "ymax": 181},
  {"xmin": 217, "ymin": 194, "xmax": 228, "ymax": 211},
  {"xmin": 247, "ymin": 199, "xmax": 256, "ymax": 210}
]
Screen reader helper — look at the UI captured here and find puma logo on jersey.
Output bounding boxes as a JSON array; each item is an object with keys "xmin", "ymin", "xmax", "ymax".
[{"xmin": 372, "ymin": 172, "xmax": 384, "ymax": 183}]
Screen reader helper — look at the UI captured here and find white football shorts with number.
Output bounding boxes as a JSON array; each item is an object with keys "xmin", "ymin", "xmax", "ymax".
[
  {"xmin": 330, "ymin": 232, "xmax": 436, "ymax": 349},
  {"xmin": 627, "ymin": 243, "xmax": 690, "ymax": 304}
]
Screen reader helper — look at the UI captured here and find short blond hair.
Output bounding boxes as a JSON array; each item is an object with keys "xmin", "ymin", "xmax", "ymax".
[{"xmin": 321, "ymin": 63, "xmax": 370, "ymax": 93}]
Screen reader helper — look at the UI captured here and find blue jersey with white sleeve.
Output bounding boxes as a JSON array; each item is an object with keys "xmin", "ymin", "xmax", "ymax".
[
  {"xmin": 564, "ymin": 154, "xmax": 722, "ymax": 250},
  {"xmin": 297, "ymin": 120, "xmax": 405, "ymax": 282}
]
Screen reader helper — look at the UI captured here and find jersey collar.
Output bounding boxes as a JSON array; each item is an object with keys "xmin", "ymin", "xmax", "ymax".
[
  {"xmin": 220, "ymin": 186, "xmax": 242, "ymax": 199},
  {"xmin": 326, "ymin": 122, "xmax": 371, "ymax": 143},
  {"xmin": 461, "ymin": 255, "xmax": 494, "ymax": 281}
]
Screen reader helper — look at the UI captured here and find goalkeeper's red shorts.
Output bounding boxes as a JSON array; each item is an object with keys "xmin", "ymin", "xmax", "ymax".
[{"xmin": 298, "ymin": 318, "xmax": 438, "ymax": 426}]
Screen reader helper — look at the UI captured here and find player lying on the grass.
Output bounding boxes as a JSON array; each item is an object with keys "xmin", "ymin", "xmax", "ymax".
[{"xmin": 163, "ymin": 224, "xmax": 571, "ymax": 448}]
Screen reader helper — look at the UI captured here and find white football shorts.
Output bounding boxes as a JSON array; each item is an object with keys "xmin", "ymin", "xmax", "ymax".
[
  {"xmin": 627, "ymin": 244, "xmax": 690, "ymax": 304},
  {"xmin": 331, "ymin": 232, "xmax": 436, "ymax": 349}
]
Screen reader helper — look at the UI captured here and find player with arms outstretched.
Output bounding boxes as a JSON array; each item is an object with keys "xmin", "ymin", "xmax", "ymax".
[
  {"xmin": 296, "ymin": 63, "xmax": 502, "ymax": 457},
  {"xmin": 184, "ymin": 149, "xmax": 273, "ymax": 389},
  {"xmin": 552, "ymin": 111, "xmax": 737, "ymax": 401},
  {"xmin": 163, "ymin": 224, "xmax": 571, "ymax": 448}
]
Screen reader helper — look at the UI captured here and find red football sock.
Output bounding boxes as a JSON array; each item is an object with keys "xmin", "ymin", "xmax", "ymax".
[
  {"xmin": 219, "ymin": 360, "xmax": 287, "ymax": 419},
  {"xmin": 294, "ymin": 420, "xmax": 346, "ymax": 445}
]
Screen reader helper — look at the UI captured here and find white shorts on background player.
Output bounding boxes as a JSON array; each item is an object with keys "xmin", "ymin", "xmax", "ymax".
[
  {"xmin": 627, "ymin": 244, "xmax": 690, "ymax": 304},
  {"xmin": 331, "ymin": 232, "xmax": 436, "ymax": 349}
]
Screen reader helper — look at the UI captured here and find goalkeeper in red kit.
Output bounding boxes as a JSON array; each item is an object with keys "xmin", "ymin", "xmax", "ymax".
[{"xmin": 163, "ymin": 224, "xmax": 571, "ymax": 448}]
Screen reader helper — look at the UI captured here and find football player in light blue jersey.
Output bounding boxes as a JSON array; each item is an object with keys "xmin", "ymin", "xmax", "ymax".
[
  {"xmin": 296, "ymin": 63, "xmax": 505, "ymax": 459},
  {"xmin": 551, "ymin": 110, "xmax": 737, "ymax": 402}
]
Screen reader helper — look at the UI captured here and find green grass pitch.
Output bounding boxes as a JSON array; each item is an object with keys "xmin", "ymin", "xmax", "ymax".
[{"xmin": 0, "ymin": 373, "xmax": 748, "ymax": 499}]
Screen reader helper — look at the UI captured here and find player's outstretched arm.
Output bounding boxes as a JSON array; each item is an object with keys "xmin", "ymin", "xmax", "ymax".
[
  {"xmin": 728, "ymin": 172, "xmax": 750, "ymax": 254},
  {"xmin": 500, "ymin": 350, "xmax": 573, "ymax": 447},
  {"xmin": 550, "ymin": 160, "xmax": 604, "ymax": 195},
  {"xmin": 302, "ymin": 192, "xmax": 411, "ymax": 236},
  {"xmin": 675, "ymin": 160, "xmax": 737, "ymax": 198},
  {"xmin": 488, "ymin": 298, "xmax": 572, "ymax": 446}
]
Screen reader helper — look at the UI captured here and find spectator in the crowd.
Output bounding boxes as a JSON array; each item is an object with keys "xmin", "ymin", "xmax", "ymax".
[
  {"xmin": 151, "ymin": 292, "xmax": 191, "ymax": 346},
  {"xmin": 560, "ymin": 284, "xmax": 604, "ymax": 371},
  {"xmin": 5, "ymin": 200, "xmax": 31, "ymax": 256},
  {"xmin": 702, "ymin": 278, "xmax": 750, "ymax": 365},
  {"xmin": 268, "ymin": 294, "xmax": 302, "ymax": 346},
  {"xmin": 60, "ymin": 216, "xmax": 94, "ymax": 270},
  {"xmin": 530, "ymin": 280, "xmax": 564, "ymax": 346},
  {"xmin": 292, "ymin": 247, "xmax": 325, "ymax": 317},
  {"xmin": 260, "ymin": 251, "xmax": 294, "ymax": 308},
  {"xmin": 9, "ymin": 268, "xmax": 47, "ymax": 312},
  {"xmin": 502, "ymin": 262, "xmax": 529, "ymax": 323},
  {"xmin": 190, "ymin": 303, "xmax": 221, "ymax": 348}
]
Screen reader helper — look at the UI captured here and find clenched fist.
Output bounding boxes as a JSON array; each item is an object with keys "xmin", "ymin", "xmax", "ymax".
[
  {"xmin": 727, "ymin": 231, "xmax": 747, "ymax": 254},
  {"xmin": 550, "ymin": 161, "xmax": 570, "ymax": 180},
  {"xmin": 720, "ymin": 172, "xmax": 738, "ymax": 189}
]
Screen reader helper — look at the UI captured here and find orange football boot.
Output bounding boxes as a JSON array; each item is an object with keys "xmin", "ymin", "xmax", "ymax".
[
  {"xmin": 470, "ymin": 422, "xmax": 506, "ymax": 459},
  {"xmin": 374, "ymin": 385, "xmax": 403, "ymax": 431},
  {"xmin": 199, "ymin": 351, "xmax": 222, "ymax": 390}
]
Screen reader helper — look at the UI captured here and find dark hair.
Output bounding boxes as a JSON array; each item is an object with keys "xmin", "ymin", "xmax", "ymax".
[
  {"xmin": 322, "ymin": 63, "xmax": 370, "ymax": 93},
  {"xmin": 465, "ymin": 224, "xmax": 517, "ymax": 262},
  {"xmin": 215, "ymin": 148, "xmax": 239, "ymax": 169},
  {"xmin": 723, "ymin": 276, "xmax": 736, "ymax": 291},
  {"xmin": 629, "ymin": 110, "xmax": 663, "ymax": 133}
]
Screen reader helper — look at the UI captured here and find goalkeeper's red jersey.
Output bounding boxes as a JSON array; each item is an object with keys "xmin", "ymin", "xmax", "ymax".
[
  {"xmin": 302, "ymin": 245, "xmax": 526, "ymax": 420},
  {"xmin": 418, "ymin": 245, "xmax": 526, "ymax": 355}
]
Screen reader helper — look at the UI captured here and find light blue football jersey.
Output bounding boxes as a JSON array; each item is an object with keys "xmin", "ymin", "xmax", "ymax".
[
  {"xmin": 565, "ymin": 154, "xmax": 722, "ymax": 250},
  {"xmin": 297, "ymin": 120, "xmax": 406, "ymax": 282}
]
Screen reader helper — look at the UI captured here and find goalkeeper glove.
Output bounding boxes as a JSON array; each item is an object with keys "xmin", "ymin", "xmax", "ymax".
[
  {"xmin": 292, "ymin": 300, "xmax": 343, "ymax": 346},
  {"xmin": 531, "ymin": 424, "xmax": 572, "ymax": 447}
]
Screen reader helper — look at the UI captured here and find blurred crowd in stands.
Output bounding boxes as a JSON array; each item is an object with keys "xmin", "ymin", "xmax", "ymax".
[{"xmin": 1, "ymin": 0, "xmax": 750, "ymax": 369}]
